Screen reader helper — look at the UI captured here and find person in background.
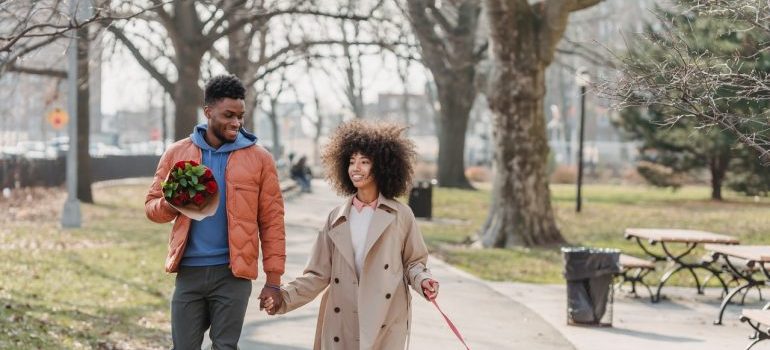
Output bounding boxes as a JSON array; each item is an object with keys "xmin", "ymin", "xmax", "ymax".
[{"xmin": 290, "ymin": 155, "xmax": 313, "ymax": 193}]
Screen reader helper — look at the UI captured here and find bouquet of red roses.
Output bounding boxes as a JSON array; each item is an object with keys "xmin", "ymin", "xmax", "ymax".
[{"xmin": 161, "ymin": 160, "xmax": 219, "ymax": 220}]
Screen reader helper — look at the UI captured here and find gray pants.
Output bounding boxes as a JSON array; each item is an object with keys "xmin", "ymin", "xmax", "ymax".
[{"xmin": 172, "ymin": 264, "xmax": 252, "ymax": 350}]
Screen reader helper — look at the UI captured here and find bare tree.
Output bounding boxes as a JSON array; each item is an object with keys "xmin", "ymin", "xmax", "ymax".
[
  {"xmin": 258, "ymin": 70, "xmax": 292, "ymax": 158},
  {"xmin": 306, "ymin": 61, "xmax": 326, "ymax": 165},
  {"xmin": 339, "ymin": 1, "xmax": 366, "ymax": 119},
  {"xmin": 479, "ymin": 0, "xmax": 602, "ymax": 248},
  {"xmin": 103, "ymin": 0, "xmax": 373, "ymax": 140},
  {"xmin": 0, "ymin": 0, "xmax": 105, "ymax": 54},
  {"xmin": 1, "ymin": 0, "xmax": 107, "ymax": 202},
  {"xmin": 604, "ymin": 0, "xmax": 770, "ymax": 164},
  {"xmin": 406, "ymin": 0, "xmax": 485, "ymax": 189}
]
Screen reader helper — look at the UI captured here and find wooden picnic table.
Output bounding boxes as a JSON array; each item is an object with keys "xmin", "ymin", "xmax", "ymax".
[
  {"xmin": 625, "ymin": 228, "xmax": 740, "ymax": 244},
  {"xmin": 705, "ymin": 244, "xmax": 770, "ymax": 325},
  {"xmin": 624, "ymin": 228, "xmax": 739, "ymax": 303},
  {"xmin": 740, "ymin": 309, "xmax": 770, "ymax": 350}
]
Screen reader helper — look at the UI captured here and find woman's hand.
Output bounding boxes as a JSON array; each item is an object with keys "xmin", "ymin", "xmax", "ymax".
[{"xmin": 421, "ymin": 279, "xmax": 439, "ymax": 301}]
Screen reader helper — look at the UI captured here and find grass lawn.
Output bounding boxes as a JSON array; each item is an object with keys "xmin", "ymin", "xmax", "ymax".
[
  {"xmin": 0, "ymin": 185, "xmax": 173, "ymax": 349},
  {"xmin": 419, "ymin": 184, "xmax": 770, "ymax": 285}
]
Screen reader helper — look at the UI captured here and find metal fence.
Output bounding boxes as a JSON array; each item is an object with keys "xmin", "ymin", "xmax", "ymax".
[{"xmin": 0, "ymin": 155, "xmax": 161, "ymax": 189}]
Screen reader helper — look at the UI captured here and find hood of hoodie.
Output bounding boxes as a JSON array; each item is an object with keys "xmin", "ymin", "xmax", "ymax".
[{"xmin": 190, "ymin": 123, "xmax": 257, "ymax": 152}]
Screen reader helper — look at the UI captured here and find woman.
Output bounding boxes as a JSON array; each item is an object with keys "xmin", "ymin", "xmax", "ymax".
[{"xmin": 264, "ymin": 120, "xmax": 439, "ymax": 350}]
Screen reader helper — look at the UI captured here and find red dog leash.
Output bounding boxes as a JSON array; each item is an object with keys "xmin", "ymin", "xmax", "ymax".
[{"xmin": 431, "ymin": 298, "xmax": 471, "ymax": 350}]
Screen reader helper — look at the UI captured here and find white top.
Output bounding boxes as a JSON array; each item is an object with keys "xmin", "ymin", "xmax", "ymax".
[{"xmin": 349, "ymin": 206, "xmax": 374, "ymax": 278}]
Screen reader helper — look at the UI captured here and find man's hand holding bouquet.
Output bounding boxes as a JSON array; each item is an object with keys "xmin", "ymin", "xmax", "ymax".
[{"xmin": 161, "ymin": 160, "xmax": 219, "ymax": 221}]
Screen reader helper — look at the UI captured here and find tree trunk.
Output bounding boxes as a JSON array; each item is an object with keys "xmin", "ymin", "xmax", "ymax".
[
  {"xmin": 480, "ymin": 2, "xmax": 567, "ymax": 247},
  {"xmin": 173, "ymin": 55, "xmax": 203, "ymax": 140},
  {"xmin": 76, "ymin": 26, "xmax": 92, "ymax": 203},
  {"xmin": 434, "ymin": 75, "xmax": 475, "ymax": 189},
  {"xmin": 226, "ymin": 15, "xmax": 255, "ymax": 132},
  {"xmin": 481, "ymin": 66, "xmax": 564, "ymax": 247},
  {"xmin": 268, "ymin": 99, "xmax": 283, "ymax": 158},
  {"xmin": 709, "ymin": 154, "xmax": 729, "ymax": 201},
  {"xmin": 406, "ymin": 1, "xmax": 480, "ymax": 189},
  {"xmin": 244, "ymin": 86, "xmax": 258, "ymax": 133}
]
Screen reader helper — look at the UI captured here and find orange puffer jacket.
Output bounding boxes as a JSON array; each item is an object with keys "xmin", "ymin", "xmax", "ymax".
[{"xmin": 145, "ymin": 138, "xmax": 286, "ymax": 284}]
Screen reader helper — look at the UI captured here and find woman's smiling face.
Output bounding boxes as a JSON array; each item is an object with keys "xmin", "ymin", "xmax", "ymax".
[{"xmin": 348, "ymin": 152, "xmax": 376, "ymax": 190}]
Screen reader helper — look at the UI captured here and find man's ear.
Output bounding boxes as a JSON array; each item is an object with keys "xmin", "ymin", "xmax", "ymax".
[{"xmin": 203, "ymin": 105, "xmax": 212, "ymax": 119}]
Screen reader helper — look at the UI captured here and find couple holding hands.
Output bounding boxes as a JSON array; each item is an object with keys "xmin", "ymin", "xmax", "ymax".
[{"xmin": 145, "ymin": 75, "xmax": 438, "ymax": 350}]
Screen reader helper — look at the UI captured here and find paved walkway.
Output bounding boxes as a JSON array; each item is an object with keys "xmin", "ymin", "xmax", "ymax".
[
  {"xmin": 234, "ymin": 180, "xmax": 573, "ymax": 350},
  {"xmin": 488, "ymin": 276, "xmax": 769, "ymax": 349}
]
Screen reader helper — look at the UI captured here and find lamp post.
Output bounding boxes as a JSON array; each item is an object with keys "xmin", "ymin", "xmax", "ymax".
[
  {"xmin": 61, "ymin": 0, "xmax": 89, "ymax": 228},
  {"xmin": 575, "ymin": 67, "xmax": 590, "ymax": 213}
]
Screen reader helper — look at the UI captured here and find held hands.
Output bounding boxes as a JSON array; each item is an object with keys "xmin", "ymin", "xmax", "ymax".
[
  {"xmin": 259, "ymin": 285, "xmax": 282, "ymax": 315},
  {"xmin": 421, "ymin": 278, "xmax": 439, "ymax": 301}
]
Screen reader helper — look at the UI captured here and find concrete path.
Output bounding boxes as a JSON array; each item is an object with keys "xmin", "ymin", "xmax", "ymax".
[
  {"xmin": 488, "ymin": 282, "xmax": 770, "ymax": 350},
  {"xmin": 234, "ymin": 180, "xmax": 574, "ymax": 350}
]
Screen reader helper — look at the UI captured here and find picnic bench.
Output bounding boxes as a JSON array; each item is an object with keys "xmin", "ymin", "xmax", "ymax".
[
  {"xmin": 706, "ymin": 244, "xmax": 770, "ymax": 325},
  {"xmin": 616, "ymin": 254, "xmax": 656, "ymax": 302},
  {"xmin": 740, "ymin": 308, "xmax": 770, "ymax": 350},
  {"xmin": 624, "ymin": 228, "xmax": 739, "ymax": 302}
]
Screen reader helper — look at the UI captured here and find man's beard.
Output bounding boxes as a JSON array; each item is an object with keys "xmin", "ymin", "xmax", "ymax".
[{"xmin": 213, "ymin": 127, "xmax": 237, "ymax": 144}]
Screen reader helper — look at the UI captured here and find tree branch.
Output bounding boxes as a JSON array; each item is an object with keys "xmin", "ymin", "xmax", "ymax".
[
  {"xmin": 6, "ymin": 63, "xmax": 66, "ymax": 78},
  {"xmin": 106, "ymin": 25, "xmax": 174, "ymax": 96},
  {"xmin": 203, "ymin": 7, "xmax": 373, "ymax": 49}
]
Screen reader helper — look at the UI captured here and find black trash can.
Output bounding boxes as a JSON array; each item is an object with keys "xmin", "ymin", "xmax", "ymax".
[
  {"xmin": 408, "ymin": 180, "xmax": 433, "ymax": 219},
  {"xmin": 562, "ymin": 247, "xmax": 621, "ymax": 326}
]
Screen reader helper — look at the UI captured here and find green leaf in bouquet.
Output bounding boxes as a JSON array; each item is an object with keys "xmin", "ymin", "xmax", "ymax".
[
  {"xmin": 185, "ymin": 170, "xmax": 192, "ymax": 177},
  {"xmin": 193, "ymin": 166, "xmax": 205, "ymax": 176},
  {"xmin": 172, "ymin": 182, "xmax": 178, "ymax": 190},
  {"xmin": 180, "ymin": 178, "xmax": 188, "ymax": 187},
  {"xmin": 188, "ymin": 188, "xmax": 196, "ymax": 198},
  {"xmin": 195, "ymin": 184, "xmax": 205, "ymax": 191},
  {"xmin": 185, "ymin": 163, "xmax": 192, "ymax": 171},
  {"xmin": 176, "ymin": 169, "xmax": 184, "ymax": 177},
  {"xmin": 191, "ymin": 175, "xmax": 198, "ymax": 185},
  {"xmin": 165, "ymin": 189, "xmax": 173, "ymax": 198}
]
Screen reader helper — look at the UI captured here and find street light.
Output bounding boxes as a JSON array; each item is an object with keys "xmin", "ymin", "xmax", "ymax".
[
  {"xmin": 61, "ymin": 0, "xmax": 89, "ymax": 228},
  {"xmin": 575, "ymin": 67, "xmax": 590, "ymax": 213}
]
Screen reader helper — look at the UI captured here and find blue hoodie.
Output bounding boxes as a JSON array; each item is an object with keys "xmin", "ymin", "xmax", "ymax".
[{"xmin": 180, "ymin": 123, "xmax": 258, "ymax": 267}]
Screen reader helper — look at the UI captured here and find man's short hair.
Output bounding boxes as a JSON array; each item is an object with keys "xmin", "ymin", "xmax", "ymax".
[{"xmin": 204, "ymin": 75, "xmax": 246, "ymax": 105}]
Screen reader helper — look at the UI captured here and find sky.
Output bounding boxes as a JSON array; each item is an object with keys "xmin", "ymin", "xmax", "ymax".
[{"xmin": 99, "ymin": 31, "xmax": 430, "ymax": 118}]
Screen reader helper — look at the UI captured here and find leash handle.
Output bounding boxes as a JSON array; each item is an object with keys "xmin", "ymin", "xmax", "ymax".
[{"xmin": 431, "ymin": 299, "xmax": 471, "ymax": 350}]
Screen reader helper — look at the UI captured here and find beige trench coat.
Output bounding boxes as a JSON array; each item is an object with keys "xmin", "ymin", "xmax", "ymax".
[{"xmin": 277, "ymin": 194, "xmax": 433, "ymax": 350}]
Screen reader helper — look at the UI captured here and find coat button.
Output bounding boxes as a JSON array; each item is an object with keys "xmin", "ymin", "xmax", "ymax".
[
  {"xmin": 384, "ymin": 264, "xmax": 389, "ymax": 270},
  {"xmin": 334, "ymin": 307, "xmax": 340, "ymax": 313},
  {"xmin": 334, "ymin": 336, "xmax": 340, "ymax": 342},
  {"xmin": 334, "ymin": 278, "xmax": 339, "ymax": 284},
  {"xmin": 385, "ymin": 293, "xmax": 391, "ymax": 299}
]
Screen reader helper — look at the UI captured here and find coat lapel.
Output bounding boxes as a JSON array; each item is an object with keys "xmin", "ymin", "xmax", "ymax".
[
  {"xmin": 362, "ymin": 194, "xmax": 397, "ymax": 261},
  {"xmin": 327, "ymin": 197, "xmax": 357, "ymax": 275}
]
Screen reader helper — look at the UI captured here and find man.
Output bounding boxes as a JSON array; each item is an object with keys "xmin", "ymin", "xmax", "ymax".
[{"xmin": 145, "ymin": 74, "xmax": 285, "ymax": 349}]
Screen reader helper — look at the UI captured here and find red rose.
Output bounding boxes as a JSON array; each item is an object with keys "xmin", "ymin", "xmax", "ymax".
[
  {"xmin": 188, "ymin": 160, "xmax": 199, "ymax": 166},
  {"xmin": 203, "ymin": 168, "xmax": 213, "ymax": 179},
  {"xmin": 174, "ymin": 161, "xmax": 186, "ymax": 169},
  {"xmin": 205, "ymin": 180, "xmax": 218, "ymax": 194},
  {"xmin": 192, "ymin": 193, "xmax": 205, "ymax": 206},
  {"xmin": 171, "ymin": 194, "xmax": 184, "ymax": 206},
  {"xmin": 176, "ymin": 191, "xmax": 190, "ymax": 204}
]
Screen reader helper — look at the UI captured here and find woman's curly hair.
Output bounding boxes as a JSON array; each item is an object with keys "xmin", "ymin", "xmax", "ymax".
[{"xmin": 322, "ymin": 120, "xmax": 416, "ymax": 199}]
